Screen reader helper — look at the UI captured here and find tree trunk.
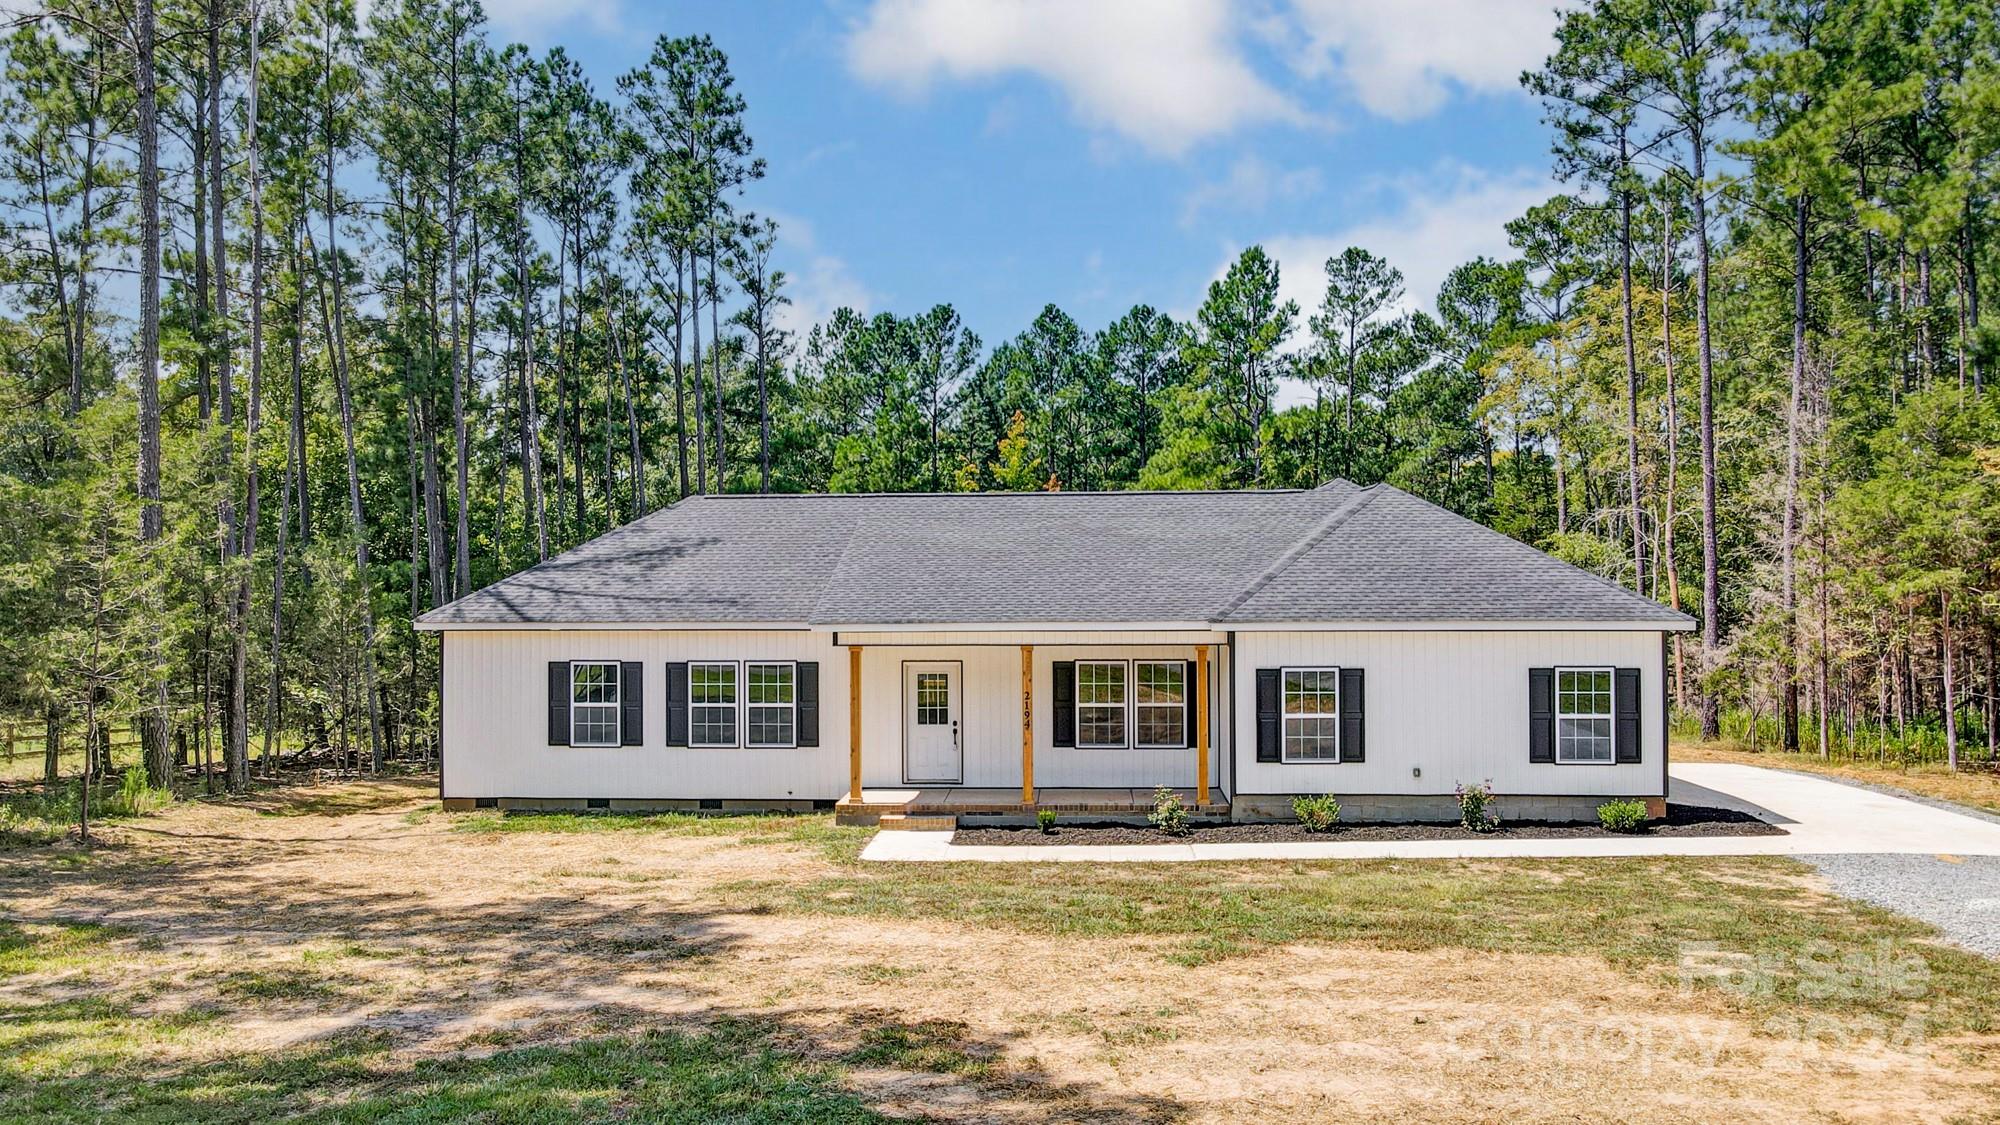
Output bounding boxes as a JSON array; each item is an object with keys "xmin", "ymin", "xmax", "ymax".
[
  {"xmin": 1780, "ymin": 192, "xmax": 1808, "ymax": 754},
  {"xmin": 709, "ymin": 242, "xmax": 726, "ymax": 491},
  {"xmin": 229, "ymin": 0, "xmax": 266, "ymax": 793},
  {"xmin": 1692, "ymin": 132, "xmax": 1722, "ymax": 742},
  {"xmin": 757, "ymin": 302, "xmax": 770, "ymax": 493},
  {"xmin": 44, "ymin": 709, "xmax": 60, "ymax": 786},
  {"xmin": 1619, "ymin": 176, "xmax": 1645, "ymax": 595},
  {"xmin": 691, "ymin": 240, "xmax": 706, "ymax": 493},
  {"xmin": 1942, "ymin": 594, "xmax": 1958, "ymax": 771},
  {"xmin": 672, "ymin": 253, "xmax": 690, "ymax": 498},
  {"xmin": 448, "ymin": 36, "xmax": 471, "ymax": 599},
  {"xmin": 135, "ymin": 0, "xmax": 173, "ymax": 790},
  {"xmin": 1661, "ymin": 201, "xmax": 1685, "ymax": 708},
  {"xmin": 319, "ymin": 21, "xmax": 385, "ymax": 773},
  {"xmin": 512, "ymin": 127, "xmax": 547, "ymax": 560},
  {"xmin": 611, "ymin": 292, "xmax": 645, "ymax": 517}
]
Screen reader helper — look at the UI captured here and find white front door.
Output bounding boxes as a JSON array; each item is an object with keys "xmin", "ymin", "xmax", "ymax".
[{"xmin": 903, "ymin": 661, "xmax": 962, "ymax": 784}]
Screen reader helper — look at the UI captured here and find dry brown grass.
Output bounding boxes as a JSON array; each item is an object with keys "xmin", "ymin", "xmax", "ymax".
[
  {"xmin": 1677, "ymin": 739, "xmax": 2000, "ymax": 815},
  {"xmin": 3, "ymin": 776, "xmax": 1997, "ymax": 1123}
]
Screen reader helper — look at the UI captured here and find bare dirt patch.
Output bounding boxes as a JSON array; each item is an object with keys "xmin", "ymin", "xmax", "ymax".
[{"xmin": 2, "ymin": 777, "xmax": 1994, "ymax": 1123}]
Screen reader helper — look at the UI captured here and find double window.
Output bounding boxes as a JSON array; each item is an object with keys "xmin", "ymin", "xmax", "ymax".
[
  {"xmin": 686, "ymin": 661, "xmax": 798, "ymax": 749},
  {"xmin": 1281, "ymin": 667, "xmax": 1340, "ymax": 762},
  {"xmin": 1555, "ymin": 667, "xmax": 1614, "ymax": 763},
  {"xmin": 1073, "ymin": 659, "xmax": 1189, "ymax": 750},
  {"xmin": 570, "ymin": 662, "xmax": 621, "ymax": 747}
]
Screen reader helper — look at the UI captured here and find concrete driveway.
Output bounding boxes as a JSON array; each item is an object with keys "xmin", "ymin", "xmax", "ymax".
[{"xmin": 862, "ymin": 762, "xmax": 2000, "ymax": 862}]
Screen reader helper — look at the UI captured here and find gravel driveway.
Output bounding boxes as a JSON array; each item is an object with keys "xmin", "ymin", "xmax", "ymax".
[{"xmin": 1801, "ymin": 853, "xmax": 2000, "ymax": 957}]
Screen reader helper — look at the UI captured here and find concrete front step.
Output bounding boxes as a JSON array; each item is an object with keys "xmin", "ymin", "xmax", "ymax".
[{"xmin": 877, "ymin": 814, "xmax": 958, "ymax": 831}]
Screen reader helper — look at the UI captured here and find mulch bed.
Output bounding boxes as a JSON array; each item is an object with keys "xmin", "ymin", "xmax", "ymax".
[{"xmin": 948, "ymin": 803, "xmax": 1785, "ymax": 847}]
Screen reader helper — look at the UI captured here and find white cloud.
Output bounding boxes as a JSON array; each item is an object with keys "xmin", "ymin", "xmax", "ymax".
[
  {"xmin": 479, "ymin": 0, "xmax": 622, "ymax": 42},
  {"xmin": 844, "ymin": 0, "xmax": 1306, "ymax": 156},
  {"xmin": 1180, "ymin": 154, "xmax": 1323, "ymax": 226},
  {"xmin": 1279, "ymin": 0, "xmax": 1564, "ymax": 121},
  {"xmin": 1211, "ymin": 164, "xmax": 1552, "ymax": 406},
  {"xmin": 1252, "ymin": 165, "xmax": 1552, "ymax": 325},
  {"xmin": 766, "ymin": 211, "xmax": 878, "ymax": 340}
]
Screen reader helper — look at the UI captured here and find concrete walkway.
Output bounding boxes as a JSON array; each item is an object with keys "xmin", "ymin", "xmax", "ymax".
[{"xmin": 860, "ymin": 762, "xmax": 2000, "ymax": 863}]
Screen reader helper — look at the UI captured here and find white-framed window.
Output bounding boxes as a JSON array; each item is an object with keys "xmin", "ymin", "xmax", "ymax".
[
  {"xmin": 1281, "ymin": 667, "xmax": 1340, "ymax": 762},
  {"xmin": 1076, "ymin": 660, "xmax": 1128, "ymax": 748},
  {"xmin": 1134, "ymin": 661, "xmax": 1187, "ymax": 749},
  {"xmin": 570, "ymin": 661, "xmax": 621, "ymax": 747},
  {"xmin": 1556, "ymin": 666, "xmax": 1614, "ymax": 763},
  {"xmin": 689, "ymin": 661, "xmax": 738, "ymax": 748},
  {"xmin": 745, "ymin": 661, "xmax": 797, "ymax": 748}
]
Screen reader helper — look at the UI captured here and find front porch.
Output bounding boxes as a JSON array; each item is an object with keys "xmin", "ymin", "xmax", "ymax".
[
  {"xmin": 838, "ymin": 632, "xmax": 1227, "ymax": 814},
  {"xmin": 835, "ymin": 786, "xmax": 1231, "ymax": 826}
]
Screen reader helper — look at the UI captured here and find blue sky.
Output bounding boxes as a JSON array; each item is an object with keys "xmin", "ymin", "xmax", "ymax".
[{"xmin": 483, "ymin": 0, "xmax": 1567, "ymax": 380}]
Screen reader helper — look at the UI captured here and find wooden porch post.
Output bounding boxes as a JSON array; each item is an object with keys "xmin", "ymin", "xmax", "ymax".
[
  {"xmin": 1021, "ymin": 644, "xmax": 1035, "ymax": 805},
  {"xmin": 1195, "ymin": 644, "xmax": 1211, "ymax": 806},
  {"xmin": 848, "ymin": 646, "xmax": 863, "ymax": 804}
]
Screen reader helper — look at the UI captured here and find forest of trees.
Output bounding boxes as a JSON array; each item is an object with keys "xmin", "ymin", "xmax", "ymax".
[{"xmin": 2, "ymin": 0, "xmax": 1996, "ymax": 800}]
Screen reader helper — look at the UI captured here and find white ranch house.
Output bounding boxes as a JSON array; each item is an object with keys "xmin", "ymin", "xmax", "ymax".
[{"xmin": 415, "ymin": 482, "xmax": 1693, "ymax": 823}]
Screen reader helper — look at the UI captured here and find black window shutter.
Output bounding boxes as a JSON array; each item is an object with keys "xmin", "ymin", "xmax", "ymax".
[
  {"xmin": 666, "ymin": 662, "xmax": 689, "ymax": 747},
  {"xmin": 620, "ymin": 662, "xmax": 643, "ymax": 746},
  {"xmin": 548, "ymin": 662, "xmax": 570, "ymax": 746},
  {"xmin": 1339, "ymin": 667, "xmax": 1365, "ymax": 762},
  {"xmin": 1182, "ymin": 660, "xmax": 1197, "ymax": 749},
  {"xmin": 1614, "ymin": 667, "xmax": 1641, "ymax": 763},
  {"xmin": 1529, "ymin": 668, "xmax": 1554, "ymax": 763},
  {"xmin": 797, "ymin": 662, "xmax": 820, "ymax": 747},
  {"xmin": 1256, "ymin": 668, "xmax": 1281, "ymax": 762},
  {"xmin": 1052, "ymin": 661, "xmax": 1075, "ymax": 748}
]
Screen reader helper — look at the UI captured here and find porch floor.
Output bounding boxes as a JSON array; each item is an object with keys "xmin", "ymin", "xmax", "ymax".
[{"xmin": 836, "ymin": 786, "xmax": 1229, "ymax": 821}]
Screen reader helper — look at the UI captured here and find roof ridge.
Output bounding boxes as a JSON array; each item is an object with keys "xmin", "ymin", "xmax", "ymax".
[
  {"xmin": 806, "ymin": 501, "xmax": 876, "ymax": 624},
  {"xmin": 1211, "ymin": 485, "xmax": 1384, "ymax": 621},
  {"xmin": 1365, "ymin": 483, "xmax": 1687, "ymax": 619},
  {"xmin": 691, "ymin": 488, "xmax": 1311, "ymax": 500},
  {"xmin": 415, "ymin": 493, "xmax": 697, "ymax": 623}
]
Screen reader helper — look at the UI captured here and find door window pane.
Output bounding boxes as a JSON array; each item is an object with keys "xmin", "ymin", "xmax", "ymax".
[{"xmin": 916, "ymin": 672, "xmax": 950, "ymax": 725}]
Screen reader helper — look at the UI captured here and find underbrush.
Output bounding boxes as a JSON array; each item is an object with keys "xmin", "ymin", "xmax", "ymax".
[{"xmin": 0, "ymin": 771, "xmax": 172, "ymax": 846}]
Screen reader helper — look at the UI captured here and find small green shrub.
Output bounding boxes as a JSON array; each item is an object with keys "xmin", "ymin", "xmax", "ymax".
[
  {"xmin": 1455, "ymin": 780, "xmax": 1499, "ymax": 832},
  {"xmin": 1291, "ymin": 794, "xmax": 1341, "ymax": 832},
  {"xmin": 1036, "ymin": 808, "xmax": 1058, "ymax": 834},
  {"xmin": 1597, "ymin": 799, "xmax": 1648, "ymax": 833},
  {"xmin": 1148, "ymin": 786, "xmax": 1190, "ymax": 837}
]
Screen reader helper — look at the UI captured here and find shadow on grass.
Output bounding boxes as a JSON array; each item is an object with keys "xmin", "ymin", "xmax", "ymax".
[
  {"xmin": 6, "ymin": 1018, "xmax": 907, "ymax": 1123},
  {"xmin": 0, "ymin": 839, "xmax": 1181, "ymax": 1123}
]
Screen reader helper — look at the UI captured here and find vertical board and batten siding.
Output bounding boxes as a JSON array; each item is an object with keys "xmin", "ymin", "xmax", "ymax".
[
  {"xmin": 1231, "ymin": 630, "xmax": 1665, "ymax": 797},
  {"xmin": 445, "ymin": 630, "xmax": 1228, "ymax": 800},
  {"xmin": 443, "ymin": 630, "xmax": 847, "ymax": 801},
  {"xmin": 856, "ymin": 640, "xmax": 1225, "ymax": 790}
]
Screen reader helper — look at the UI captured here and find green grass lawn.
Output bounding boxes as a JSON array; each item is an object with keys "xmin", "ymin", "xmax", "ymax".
[
  {"xmin": 6, "ymin": 783, "xmax": 2000, "ymax": 1121},
  {"xmin": 1, "ymin": 934, "xmax": 899, "ymax": 1124}
]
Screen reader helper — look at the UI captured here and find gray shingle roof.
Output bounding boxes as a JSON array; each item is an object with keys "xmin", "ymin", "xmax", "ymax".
[
  {"xmin": 416, "ymin": 481, "xmax": 1692, "ymax": 629},
  {"xmin": 1216, "ymin": 484, "xmax": 1691, "ymax": 625}
]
